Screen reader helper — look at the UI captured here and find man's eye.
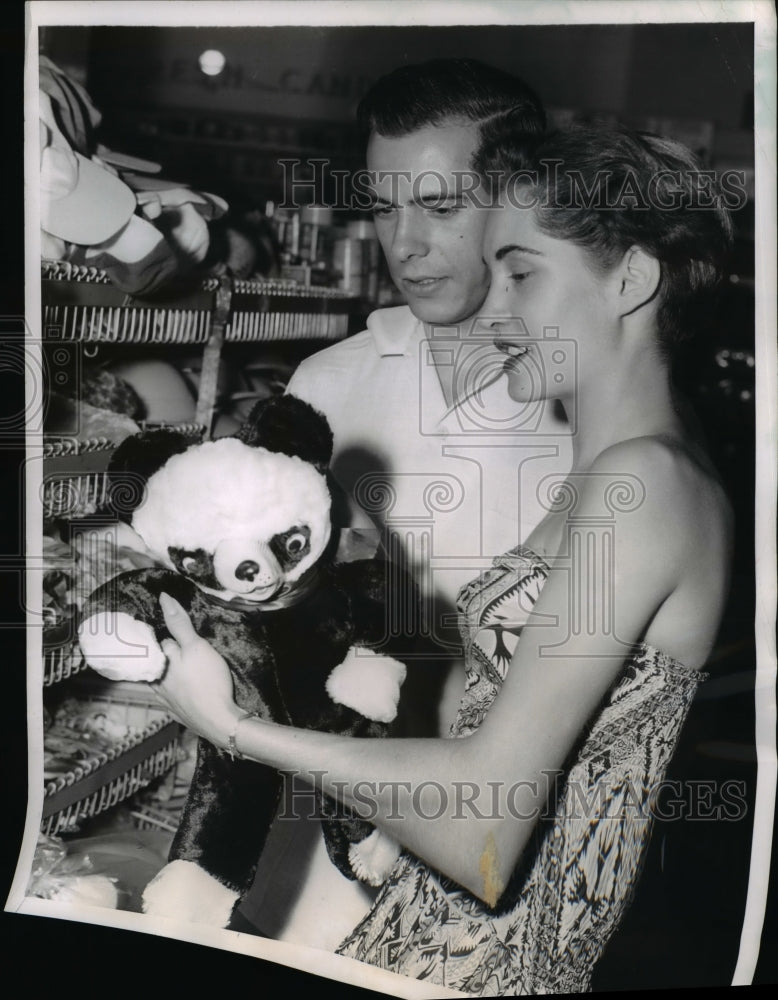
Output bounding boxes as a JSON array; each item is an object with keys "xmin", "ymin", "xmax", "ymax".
[{"xmin": 372, "ymin": 204, "xmax": 394, "ymax": 218}]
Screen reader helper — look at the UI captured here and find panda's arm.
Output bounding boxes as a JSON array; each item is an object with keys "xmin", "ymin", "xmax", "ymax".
[{"xmin": 335, "ymin": 559, "xmax": 423, "ymax": 659}]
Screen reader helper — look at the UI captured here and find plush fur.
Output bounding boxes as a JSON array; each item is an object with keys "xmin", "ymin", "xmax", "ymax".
[{"xmin": 77, "ymin": 394, "xmax": 419, "ymax": 928}]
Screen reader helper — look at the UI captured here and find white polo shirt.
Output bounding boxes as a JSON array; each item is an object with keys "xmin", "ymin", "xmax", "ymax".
[
  {"xmin": 287, "ymin": 305, "xmax": 573, "ymax": 627},
  {"xmin": 235, "ymin": 307, "xmax": 573, "ymax": 951}
]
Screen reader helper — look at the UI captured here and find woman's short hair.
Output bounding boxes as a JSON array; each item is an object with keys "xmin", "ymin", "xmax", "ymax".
[
  {"xmin": 476, "ymin": 124, "xmax": 735, "ymax": 351},
  {"xmin": 356, "ymin": 58, "xmax": 546, "ymax": 148}
]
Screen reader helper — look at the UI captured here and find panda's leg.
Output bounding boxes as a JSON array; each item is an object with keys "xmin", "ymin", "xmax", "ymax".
[
  {"xmin": 316, "ymin": 709, "xmax": 402, "ymax": 888},
  {"xmin": 320, "ymin": 807, "xmax": 402, "ymax": 889},
  {"xmin": 142, "ymin": 739, "xmax": 282, "ymax": 928}
]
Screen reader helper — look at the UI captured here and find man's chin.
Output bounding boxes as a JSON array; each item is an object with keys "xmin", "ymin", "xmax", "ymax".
[{"xmin": 407, "ymin": 298, "xmax": 481, "ymax": 327}]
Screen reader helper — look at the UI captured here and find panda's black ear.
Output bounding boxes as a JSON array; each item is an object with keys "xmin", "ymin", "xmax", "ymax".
[
  {"xmin": 236, "ymin": 394, "xmax": 333, "ymax": 473},
  {"xmin": 103, "ymin": 429, "xmax": 196, "ymax": 523}
]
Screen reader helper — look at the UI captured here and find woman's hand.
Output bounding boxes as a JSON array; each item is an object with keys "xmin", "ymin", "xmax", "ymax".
[{"xmin": 149, "ymin": 593, "xmax": 243, "ymax": 749}]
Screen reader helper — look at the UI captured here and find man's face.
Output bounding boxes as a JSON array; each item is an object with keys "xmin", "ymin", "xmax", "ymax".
[{"xmin": 366, "ymin": 122, "xmax": 491, "ymax": 326}]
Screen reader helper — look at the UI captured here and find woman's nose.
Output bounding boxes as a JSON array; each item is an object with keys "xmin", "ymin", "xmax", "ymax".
[{"xmin": 478, "ymin": 278, "xmax": 511, "ymax": 324}]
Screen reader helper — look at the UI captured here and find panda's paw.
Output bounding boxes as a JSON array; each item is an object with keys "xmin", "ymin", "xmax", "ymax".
[
  {"xmin": 142, "ymin": 859, "xmax": 239, "ymax": 928},
  {"xmin": 78, "ymin": 612, "xmax": 166, "ymax": 682},
  {"xmin": 326, "ymin": 646, "xmax": 407, "ymax": 723},
  {"xmin": 348, "ymin": 829, "xmax": 402, "ymax": 887}
]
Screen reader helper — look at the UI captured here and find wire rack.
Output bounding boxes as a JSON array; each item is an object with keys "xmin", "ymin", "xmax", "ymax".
[
  {"xmin": 41, "ymin": 262, "xmax": 360, "ymax": 345},
  {"xmin": 41, "ymin": 688, "xmax": 182, "ymax": 838},
  {"xmin": 43, "ymin": 637, "xmax": 87, "ymax": 688}
]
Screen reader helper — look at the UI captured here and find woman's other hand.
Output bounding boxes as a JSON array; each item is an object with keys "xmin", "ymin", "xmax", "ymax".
[{"xmin": 149, "ymin": 592, "xmax": 242, "ymax": 748}]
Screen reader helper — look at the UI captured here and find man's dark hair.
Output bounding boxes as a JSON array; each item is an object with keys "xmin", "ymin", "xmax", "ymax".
[{"xmin": 356, "ymin": 58, "xmax": 546, "ymax": 153}]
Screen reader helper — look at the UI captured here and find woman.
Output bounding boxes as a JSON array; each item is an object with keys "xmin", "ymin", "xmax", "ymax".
[{"xmin": 150, "ymin": 125, "xmax": 734, "ymax": 995}]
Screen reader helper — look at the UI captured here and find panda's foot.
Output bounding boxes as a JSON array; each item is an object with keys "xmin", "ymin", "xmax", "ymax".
[
  {"xmin": 142, "ymin": 859, "xmax": 239, "ymax": 928},
  {"xmin": 78, "ymin": 612, "xmax": 166, "ymax": 682},
  {"xmin": 326, "ymin": 646, "xmax": 407, "ymax": 723},
  {"xmin": 348, "ymin": 829, "xmax": 402, "ymax": 887}
]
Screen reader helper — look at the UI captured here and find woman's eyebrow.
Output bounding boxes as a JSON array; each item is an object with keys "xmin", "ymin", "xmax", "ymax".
[{"xmin": 495, "ymin": 244, "xmax": 545, "ymax": 261}]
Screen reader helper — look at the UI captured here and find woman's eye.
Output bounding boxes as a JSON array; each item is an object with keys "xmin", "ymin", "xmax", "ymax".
[
  {"xmin": 510, "ymin": 272, "xmax": 531, "ymax": 283},
  {"xmin": 285, "ymin": 532, "xmax": 307, "ymax": 555}
]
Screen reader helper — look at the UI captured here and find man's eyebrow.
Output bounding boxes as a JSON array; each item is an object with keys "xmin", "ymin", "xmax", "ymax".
[
  {"xmin": 370, "ymin": 193, "xmax": 465, "ymax": 207},
  {"xmin": 495, "ymin": 244, "xmax": 545, "ymax": 261},
  {"xmin": 415, "ymin": 193, "xmax": 463, "ymax": 207}
]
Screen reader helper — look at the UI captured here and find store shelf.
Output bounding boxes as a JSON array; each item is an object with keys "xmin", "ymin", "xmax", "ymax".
[
  {"xmin": 42, "ymin": 261, "xmax": 360, "ymax": 346},
  {"xmin": 41, "ymin": 684, "xmax": 182, "ymax": 838},
  {"xmin": 228, "ymin": 278, "xmax": 358, "ymax": 341},
  {"xmin": 41, "ymin": 717, "xmax": 181, "ymax": 837},
  {"xmin": 36, "ymin": 255, "xmax": 363, "ymax": 843},
  {"xmin": 43, "ymin": 635, "xmax": 87, "ymax": 688},
  {"xmin": 42, "ymin": 261, "xmax": 220, "ymax": 345}
]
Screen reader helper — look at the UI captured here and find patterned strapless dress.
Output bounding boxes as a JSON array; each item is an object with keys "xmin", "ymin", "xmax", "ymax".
[{"xmin": 336, "ymin": 546, "xmax": 706, "ymax": 995}]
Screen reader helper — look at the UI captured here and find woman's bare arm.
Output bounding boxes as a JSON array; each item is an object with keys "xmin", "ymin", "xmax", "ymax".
[{"xmin": 152, "ymin": 440, "xmax": 701, "ymax": 904}]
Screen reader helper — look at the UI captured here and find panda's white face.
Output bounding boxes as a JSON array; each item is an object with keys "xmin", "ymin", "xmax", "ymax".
[{"xmin": 131, "ymin": 438, "xmax": 332, "ymax": 603}]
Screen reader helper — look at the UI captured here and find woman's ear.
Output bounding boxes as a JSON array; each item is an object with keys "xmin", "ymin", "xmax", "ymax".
[{"xmin": 616, "ymin": 245, "xmax": 661, "ymax": 317}]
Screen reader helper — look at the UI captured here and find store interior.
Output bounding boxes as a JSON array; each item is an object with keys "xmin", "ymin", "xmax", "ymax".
[{"xmin": 25, "ymin": 18, "xmax": 764, "ymax": 994}]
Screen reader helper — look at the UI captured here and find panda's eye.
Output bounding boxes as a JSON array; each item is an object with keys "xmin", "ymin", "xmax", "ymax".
[
  {"xmin": 270, "ymin": 525, "xmax": 311, "ymax": 567},
  {"xmin": 181, "ymin": 556, "xmax": 198, "ymax": 574},
  {"xmin": 285, "ymin": 532, "xmax": 307, "ymax": 555}
]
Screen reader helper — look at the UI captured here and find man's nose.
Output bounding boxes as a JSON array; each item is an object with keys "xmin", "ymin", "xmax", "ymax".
[{"xmin": 391, "ymin": 211, "xmax": 428, "ymax": 262}]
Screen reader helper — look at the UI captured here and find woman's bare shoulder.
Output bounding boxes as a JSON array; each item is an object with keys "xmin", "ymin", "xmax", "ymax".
[{"xmin": 588, "ymin": 434, "xmax": 733, "ymax": 549}]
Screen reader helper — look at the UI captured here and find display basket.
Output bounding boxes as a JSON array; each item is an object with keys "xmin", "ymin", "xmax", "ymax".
[
  {"xmin": 41, "ymin": 261, "xmax": 219, "ymax": 345},
  {"xmin": 227, "ymin": 277, "xmax": 361, "ymax": 342},
  {"xmin": 41, "ymin": 681, "xmax": 182, "ymax": 838}
]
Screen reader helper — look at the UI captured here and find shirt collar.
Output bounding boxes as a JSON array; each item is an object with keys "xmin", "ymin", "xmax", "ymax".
[{"xmin": 368, "ymin": 305, "xmax": 423, "ymax": 357}]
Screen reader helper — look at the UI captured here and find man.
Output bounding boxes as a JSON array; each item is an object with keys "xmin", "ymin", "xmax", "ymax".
[{"xmin": 233, "ymin": 58, "xmax": 572, "ymax": 948}]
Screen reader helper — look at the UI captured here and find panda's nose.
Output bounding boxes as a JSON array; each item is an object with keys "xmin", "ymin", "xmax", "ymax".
[
  {"xmin": 235, "ymin": 560, "xmax": 260, "ymax": 582},
  {"xmin": 214, "ymin": 538, "xmax": 281, "ymax": 595}
]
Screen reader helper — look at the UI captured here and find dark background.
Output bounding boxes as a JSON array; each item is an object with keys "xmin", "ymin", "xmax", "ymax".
[{"xmin": 5, "ymin": 8, "xmax": 775, "ymax": 997}]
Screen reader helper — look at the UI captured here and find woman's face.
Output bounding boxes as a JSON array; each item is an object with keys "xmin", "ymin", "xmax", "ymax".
[{"xmin": 480, "ymin": 198, "xmax": 620, "ymax": 405}]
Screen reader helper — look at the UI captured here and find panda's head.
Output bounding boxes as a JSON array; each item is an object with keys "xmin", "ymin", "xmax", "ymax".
[{"xmin": 106, "ymin": 395, "xmax": 335, "ymax": 605}]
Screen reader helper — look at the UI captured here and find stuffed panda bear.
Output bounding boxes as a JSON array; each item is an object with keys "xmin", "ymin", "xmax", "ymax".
[{"xmin": 77, "ymin": 394, "xmax": 418, "ymax": 928}]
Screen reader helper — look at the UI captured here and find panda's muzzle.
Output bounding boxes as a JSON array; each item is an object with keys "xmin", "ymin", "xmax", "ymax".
[{"xmin": 213, "ymin": 538, "xmax": 284, "ymax": 599}]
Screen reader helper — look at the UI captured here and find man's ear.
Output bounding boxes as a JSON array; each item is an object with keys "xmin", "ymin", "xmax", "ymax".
[{"xmin": 616, "ymin": 245, "xmax": 661, "ymax": 317}]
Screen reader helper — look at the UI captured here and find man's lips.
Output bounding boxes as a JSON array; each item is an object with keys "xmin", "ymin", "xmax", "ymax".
[{"xmin": 401, "ymin": 275, "xmax": 447, "ymax": 292}]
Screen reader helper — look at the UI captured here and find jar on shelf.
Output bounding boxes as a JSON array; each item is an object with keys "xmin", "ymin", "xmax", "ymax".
[{"xmin": 333, "ymin": 219, "xmax": 380, "ymax": 301}]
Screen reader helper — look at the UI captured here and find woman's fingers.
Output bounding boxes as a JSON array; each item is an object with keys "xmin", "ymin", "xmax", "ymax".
[
  {"xmin": 160, "ymin": 637, "xmax": 181, "ymax": 664},
  {"xmin": 159, "ymin": 592, "xmax": 199, "ymax": 646}
]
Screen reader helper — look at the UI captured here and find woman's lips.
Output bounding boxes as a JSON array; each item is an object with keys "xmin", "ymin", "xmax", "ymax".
[{"xmin": 498, "ymin": 344, "xmax": 530, "ymax": 373}]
